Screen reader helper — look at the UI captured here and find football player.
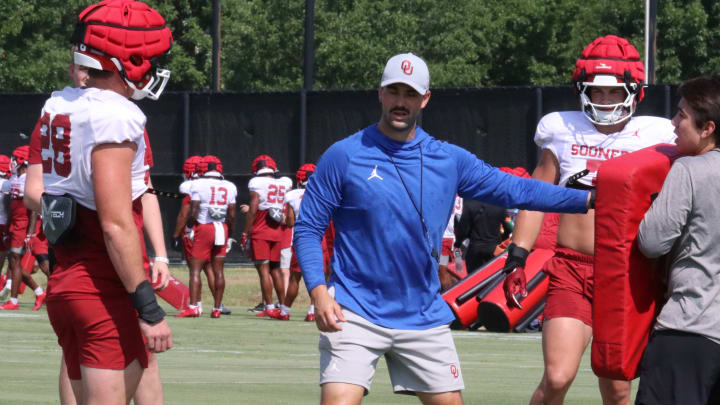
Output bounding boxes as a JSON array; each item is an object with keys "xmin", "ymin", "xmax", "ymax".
[
  {"xmin": 278, "ymin": 163, "xmax": 323, "ymax": 321},
  {"xmin": 0, "ymin": 154, "xmax": 12, "ymax": 299},
  {"xmin": 0, "ymin": 146, "xmax": 47, "ymax": 310},
  {"xmin": 242, "ymin": 154, "xmax": 292, "ymax": 318},
  {"xmin": 23, "ymin": 1, "xmax": 173, "ymax": 403},
  {"xmin": 172, "ymin": 155, "xmax": 220, "ymax": 312},
  {"xmin": 438, "ymin": 195, "xmax": 463, "ymax": 291},
  {"xmin": 176, "ymin": 155, "xmax": 237, "ymax": 318},
  {"xmin": 503, "ymin": 35, "xmax": 677, "ymax": 405}
]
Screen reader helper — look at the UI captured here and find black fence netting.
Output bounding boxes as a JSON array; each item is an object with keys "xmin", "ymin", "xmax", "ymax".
[{"xmin": 0, "ymin": 85, "xmax": 679, "ymax": 263}]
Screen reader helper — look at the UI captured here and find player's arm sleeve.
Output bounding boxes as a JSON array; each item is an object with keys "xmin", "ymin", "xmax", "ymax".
[
  {"xmin": 453, "ymin": 146, "xmax": 588, "ymax": 213},
  {"xmin": 89, "ymin": 104, "xmax": 146, "ymax": 147},
  {"xmin": 28, "ymin": 111, "xmax": 47, "ymax": 165},
  {"xmin": 293, "ymin": 144, "xmax": 347, "ymax": 293},
  {"xmin": 534, "ymin": 114, "xmax": 559, "ymax": 158},
  {"xmin": 227, "ymin": 183, "xmax": 238, "ymax": 204},
  {"xmin": 638, "ymin": 162, "xmax": 692, "ymax": 258}
]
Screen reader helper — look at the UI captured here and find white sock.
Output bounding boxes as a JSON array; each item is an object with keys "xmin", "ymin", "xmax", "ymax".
[
  {"xmin": 265, "ymin": 304, "xmax": 276, "ymax": 310},
  {"xmin": 34, "ymin": 287, "xmax": 44, "ymax": 295},
  {"xmin": 308, "ymin": 304, "xmax": 315, "ymax": 314},
  {"xmin": 196, "ymin": 302, "xmax": 202, "ymax": 312},
  {"xmin": 188, "ymin": 304, "xmax": 197, "ymax": 309},
  {"xmin": 4, "ymin": 280, "xmax": 10, "ymax": 289},
  {"xmin": 10, "ymin": 297, "xmax": 18, "ymax": 305},
  {"xmin": 280, "ymin": 304, "xmax": 290, "ymax": 315}
]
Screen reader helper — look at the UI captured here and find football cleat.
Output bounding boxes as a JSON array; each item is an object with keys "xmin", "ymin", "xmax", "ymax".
[
  {"xmin": 0, "ymin": 301, "xmax": 19, "ymax": 310},
  {"xmin": 304, "ymin": 313, "xmax": 315, "ymax": 322},
  {"xmin": 219, "ymin": 304, "xmax": 231, "ymax": 315},
  {"xmin": 274, "ymin": 312, "xmax": 290, "ymax": 321},
  {"xmin": 211, "ymin": 309, "xmax": 221, "ymax": 319},
  {"xmin": 32, "ymin": 292, "xmax": 46, "ymax": 311},
  {"xmin": 174, "ymin": 307, "xmax": 200, "ymax": 318},
  {"xmin": 248, "ymin": 302, "xmax": 264, "ymax": 313},
  {"xmin": 256, "ymin": 308, "xmax": 281, "ymax": 318}
]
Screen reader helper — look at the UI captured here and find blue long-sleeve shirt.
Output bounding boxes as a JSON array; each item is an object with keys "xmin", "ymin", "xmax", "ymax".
[{"xmin": 294, "ymin": 124, "xmax": 589, "ymax": 329}]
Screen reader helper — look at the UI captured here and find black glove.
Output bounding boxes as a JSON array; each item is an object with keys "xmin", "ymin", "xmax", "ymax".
[{"xmin": 171, "ymin": 237, "xmax": 182, "ymax": 252}]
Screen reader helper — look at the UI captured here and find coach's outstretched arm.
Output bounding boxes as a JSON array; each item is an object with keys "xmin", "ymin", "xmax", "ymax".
[{"xmin": 293, "ymin": 146, "xmax": 346, "ymax": 333}]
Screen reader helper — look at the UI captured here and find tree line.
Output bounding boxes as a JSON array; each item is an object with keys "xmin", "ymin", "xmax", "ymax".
[{"xmin": 1, "ymin": 0, "xmax": 717, "ymax": 93}]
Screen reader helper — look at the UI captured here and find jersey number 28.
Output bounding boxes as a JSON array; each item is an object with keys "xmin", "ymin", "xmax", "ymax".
[{"xmin": 38, "ymin": 113, "xmax": 72, "ymax": 177}]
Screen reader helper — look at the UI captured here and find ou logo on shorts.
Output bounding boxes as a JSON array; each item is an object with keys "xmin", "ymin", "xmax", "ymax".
[
  {"xmin": 401, "ymin": 60, "xmax": 413, "ymax": 75},
  {"xmin": 450, "ymin": 364, "xmax": 459, "ymax": 379}
]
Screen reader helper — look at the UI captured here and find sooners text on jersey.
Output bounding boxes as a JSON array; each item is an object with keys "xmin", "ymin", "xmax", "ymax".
[{"xmin": 535, "ymin": 112, "xmax": 676, "ymax": 187}]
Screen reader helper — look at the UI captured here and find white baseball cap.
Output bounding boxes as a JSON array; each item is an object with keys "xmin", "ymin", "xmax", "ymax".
[{"xmin": 380, "ymin": 53, "xmax": 430, "ymax": 95}]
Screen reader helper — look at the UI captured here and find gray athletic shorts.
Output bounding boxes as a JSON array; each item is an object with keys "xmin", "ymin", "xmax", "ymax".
[
  {"xmin": 280, "ymin": 247, "xmax": 292, "ymax": 269},
  {"xmin": 319, "ymin": 307, "xmax": 464, "ymax": 395}
]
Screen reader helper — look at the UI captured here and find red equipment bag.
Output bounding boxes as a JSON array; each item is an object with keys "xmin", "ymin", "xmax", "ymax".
[
  {"xmin": 592, "ymin": 144, "xmax": 682, "ymax": 380},
  {"xmin": 442, "ymin": 253, "xmax": 507, "ymax": 329},
  {"xmin": 475, "ymin": 248, "xmax": 554, "ymax": 332},
  {"xmin": 155, "ymin": 273, "xmax": 190, "ymax": 310}
]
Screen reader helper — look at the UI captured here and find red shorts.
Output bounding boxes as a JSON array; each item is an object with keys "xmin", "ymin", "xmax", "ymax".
[
  {"xmin": 8, "ymin": 218, "xmax": 28, "ymax": 252},
  {"xmin": 190, "ymin": 223, "xmax": 227, "ymax": 262},
  {"xmin": 441, "ymin": 238, "xmax": 454, "ymax": 258},
  {"xmin": 543, "ymin": 246, "xmax": 594, "ymax": 327},
  {"xmin": 47, "ymin": 297, "xmax": 149, "ymax": 380},
  {"xmin": 251, "ymin": 238, "xmax": 281, "ymax": 263},
  {"xmin": 182, "ymin": 234, "xmax": 193, "ymax": 260},
  {"xmin": 29, "ymin": 232, "xmax": 48, "ymax": 256}
]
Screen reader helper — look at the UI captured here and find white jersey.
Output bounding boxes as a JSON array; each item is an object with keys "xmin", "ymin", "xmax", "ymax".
[
  {"xmin": 284, "ymin": 188, "xmax": 305, "ymax": 217},
  {"xmin": 29, "ymin": 87, "xmax": 148, "ymax": 210},
  {"xmin": 190, "ymin": 173, "xmax": 237, "ymax": 224},
  {"xmin": 5, "ymin": 173, "xmax": 25, "ymax": 200},
  {"xmin": 535, "ymin": 112, "xmax": 676, "ymax": 187},
  {"xmin": 443, "ymin": 195, "xmax": 463, "ymax": 239},
  {"xmin": 0, "ymin": 178, "xmax": 9, "ymax": 224},
  {"xmin": 248, "ymin": 175, "xmax": 293, "ymax": 211},
  {"xmin": 179, "ymin": 179, "xmax": 194, "ymax": 195}
]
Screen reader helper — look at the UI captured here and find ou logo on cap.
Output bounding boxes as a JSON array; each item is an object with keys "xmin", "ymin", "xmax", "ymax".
[{"xmin": 401, "ymin": 60, "xmax": 414, "ymax": 75}]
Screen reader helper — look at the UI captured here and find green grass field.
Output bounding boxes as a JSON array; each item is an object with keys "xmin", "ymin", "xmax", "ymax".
[{"xmin": 0, "ymin": 266, "xmax": 633, "ymax": 404}]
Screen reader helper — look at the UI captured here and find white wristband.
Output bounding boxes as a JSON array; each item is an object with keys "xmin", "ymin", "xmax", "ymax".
[{"xmin": 154, "ymin": 256, "xmax": 170, "ymax": 264}]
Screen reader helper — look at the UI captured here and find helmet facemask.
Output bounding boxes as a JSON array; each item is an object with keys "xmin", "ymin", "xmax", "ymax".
[{"xmin": 579, "ymin": 75, "xmax": 639, "ymax": 126}]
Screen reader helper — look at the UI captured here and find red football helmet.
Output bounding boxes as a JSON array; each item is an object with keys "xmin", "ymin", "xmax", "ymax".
[
  {"xmin": 199, "ymin": 155, "xmax": 223, "ymax": 174},
  {"xmin": 11, "ymin": 146, "xmax": 29, "ymax": 172},
  {"xmin": 183, "ymin": 155, "xmax": 202, "ymax": 179},
  {"xmin": 296, "ymin": 163, "xmax": 316, "ymax": 186},
  {"xmin": 252, "ymin": 155, "xmax": 277, "ymax": 175},
  {"xmin": 572, "ymin": 35, "xmax": 645, "ymax": 126},
  {"xmin": 499, "ymin": 166, "xmax": 530, "ymax": 178},
  {"xmin": 72, "ymin": 0, "xmax": 173, "ymax": 100},
  {"xmin": 0, "ymin": 155, "xmax": 11, "ymax": 178}
]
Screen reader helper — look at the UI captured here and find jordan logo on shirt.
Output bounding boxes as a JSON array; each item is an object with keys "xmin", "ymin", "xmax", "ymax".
[{"xmin": 367, "ymin": 165, "xmax": 383, "ymax": 181}]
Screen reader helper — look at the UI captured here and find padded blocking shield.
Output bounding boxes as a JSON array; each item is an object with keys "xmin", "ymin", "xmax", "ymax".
[
  {"xmin": 155, "ymin": 274, "xmax": 190, "ymax": 311},
  {"xmin": 592, "ymin": 144, "xmax": 681, "ymax": 380}
]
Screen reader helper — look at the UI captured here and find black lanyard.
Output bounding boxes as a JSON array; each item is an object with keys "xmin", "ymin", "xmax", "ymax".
[{"xmin": 387, "ymin": 143, "xmax": 438, "ymax": 261}]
